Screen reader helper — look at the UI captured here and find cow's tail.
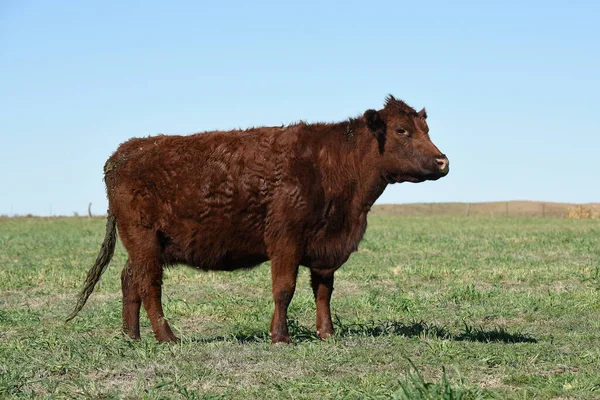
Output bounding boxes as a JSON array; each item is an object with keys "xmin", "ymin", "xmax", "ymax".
[{"xmin": 66, "ymin": 212, "xmax": 117, "ymax": 322}]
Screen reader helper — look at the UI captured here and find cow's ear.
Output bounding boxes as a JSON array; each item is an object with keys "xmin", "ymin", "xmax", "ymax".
[
  {"xmin": 418, "ymin": 108, "xmax": 427, "ymax": 119},
  {"xmin": 364, "ymin": 109, "xmax": 386, "ymax": 154},
  {"xmin": 364, "ymin": 109, "xmax": 385, "ymax": 134}
]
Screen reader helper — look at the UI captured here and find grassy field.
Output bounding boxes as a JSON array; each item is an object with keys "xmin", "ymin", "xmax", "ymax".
[{"xmin": 1, "ymin": 215, "xmax": 600, "ymax": 399}]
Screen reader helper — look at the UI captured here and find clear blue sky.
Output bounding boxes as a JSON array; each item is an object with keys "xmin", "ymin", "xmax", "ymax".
[{"xmin": 1, "ymin": 1, "xmax": 599, "ymax": 216}]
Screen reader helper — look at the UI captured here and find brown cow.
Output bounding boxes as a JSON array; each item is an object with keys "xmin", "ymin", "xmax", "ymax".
[{"xmin": 67, "ymin": 95, "xmax": 449, "ymax": 343}]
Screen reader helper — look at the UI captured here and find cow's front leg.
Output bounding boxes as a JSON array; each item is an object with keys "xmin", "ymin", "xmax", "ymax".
[
  {"xmin": 310, "ymin": 269, "xmax": 335, "ymax": 339},
  {"xmin": 269, "ymin": 254, "xmax": 299, "ymax": 344}
]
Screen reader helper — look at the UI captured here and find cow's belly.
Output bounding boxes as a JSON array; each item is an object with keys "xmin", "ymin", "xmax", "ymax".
[
  {"xmin": 160, "ymin": 215, "xmax": 268, "ymax": 270},
  {"xmin": 191, "ymin": 252, "xmax": 269, "ymax": 271}
]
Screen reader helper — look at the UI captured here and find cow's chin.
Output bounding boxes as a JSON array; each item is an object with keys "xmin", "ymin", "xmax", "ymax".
[
  {"xmin": 404, "ymin": 176, "xmax": 427, "ymax": 183},
  {"xmin": 384, "ymin": 174, "xmax": 425, "ymax": 184},
  {"xmin": 385, "ymin": 172, "xmax": 444, "ymax": 184}
]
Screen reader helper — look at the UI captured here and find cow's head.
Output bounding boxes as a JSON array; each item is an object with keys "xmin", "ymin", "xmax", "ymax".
[{"xmin": 364, "ymin": 95, "xmax": 449, "ymax": 184}]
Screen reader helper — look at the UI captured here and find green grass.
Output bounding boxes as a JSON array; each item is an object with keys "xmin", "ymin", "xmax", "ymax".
[{"xmin": 1, "ymin": 216, "xmax": 600, "ymax": 399}]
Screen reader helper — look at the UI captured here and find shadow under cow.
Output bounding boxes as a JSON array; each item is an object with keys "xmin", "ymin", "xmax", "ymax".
[{"xmin": 188, "ymin": 318, "xmax": 537, "ymax": 345}]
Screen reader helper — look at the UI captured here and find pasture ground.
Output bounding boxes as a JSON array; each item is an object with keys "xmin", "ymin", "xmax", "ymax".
[{"xmin": 1, "ymin": 215, "xmax": 600, "ymax": 399}]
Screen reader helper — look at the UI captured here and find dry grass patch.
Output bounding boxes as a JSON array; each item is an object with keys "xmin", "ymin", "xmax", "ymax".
[{"xmin": 563, "ymin": 205, "xmax": 600, "ymax": 219}]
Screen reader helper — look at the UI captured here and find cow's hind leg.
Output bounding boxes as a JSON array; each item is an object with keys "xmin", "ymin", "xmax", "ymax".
[
  {"xmin": 310, "ymin": 269, "xmax": 335, "ymax": 339},
  {"xmin": 121, "ymin": 259, "xmax": 141, "ymax": 339},
  {"xmin": 134, "ymin": 257, "xmax": 178, "ymax": 343},
  {"xmin": 120, "ymin": 226, "xmax": 178, "ymax": 343}
]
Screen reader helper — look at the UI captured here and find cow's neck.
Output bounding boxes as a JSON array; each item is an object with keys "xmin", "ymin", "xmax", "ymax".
[
  {"xmin": 322, "ymin": 127, "xmax": 388, "ymax": 221},
  {"xmin": 351, "ymin": 128, "xmax": 388, "ymax": 214}
]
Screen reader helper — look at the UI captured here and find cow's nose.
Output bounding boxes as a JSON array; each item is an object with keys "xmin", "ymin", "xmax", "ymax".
[{"xmin": 435, "ymin": 156, "xmax": 449, "ymax": 174}]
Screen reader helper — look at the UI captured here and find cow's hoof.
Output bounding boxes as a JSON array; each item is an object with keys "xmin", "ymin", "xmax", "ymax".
[
  {"xmin": 271, "ymin": 334, "xmax": 292, "ymax": 344},
  {"xmin": 123, "ymin": 331, "xmax": 141, "ymax": 341},
  {"xmin": 156, "ymin": 334, "xmax": 180, "ymax": 344},
  {"xmin": 317, "ymin": 328, "xmax": 335, "ymax": 340}
]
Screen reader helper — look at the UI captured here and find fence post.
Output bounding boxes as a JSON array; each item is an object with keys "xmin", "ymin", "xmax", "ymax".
[
  {"xmin": 542, "ymin": 203, "xmax": 546, "ymax": 218},
  {"xmin": 88, "ymin": 202, "xmax": 92, "ymax": 218},
  {"xmin": 465, "ymin": 203, "xmax": 471, "ymax": 217}
]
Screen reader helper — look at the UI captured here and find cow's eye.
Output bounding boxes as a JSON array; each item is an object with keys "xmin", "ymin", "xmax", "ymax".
[{"xmin": 396, "ymin": 128, "xmax": 410, "ymax": 136}]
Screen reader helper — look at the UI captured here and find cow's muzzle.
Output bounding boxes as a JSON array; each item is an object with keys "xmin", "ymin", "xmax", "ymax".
[{"xmin": 435, "ymin": 155, "xmax": 449, "ymax": 176}]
